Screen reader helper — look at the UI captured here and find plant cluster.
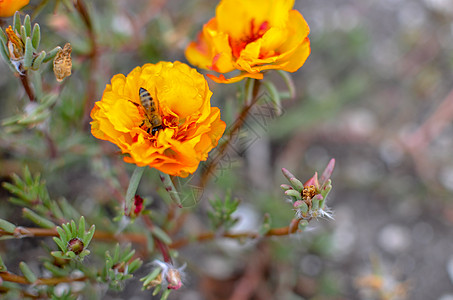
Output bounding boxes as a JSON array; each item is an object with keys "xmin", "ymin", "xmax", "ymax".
[{"xmin": 0, "ymin": 1, "xmax": 335, "ymax": 299}]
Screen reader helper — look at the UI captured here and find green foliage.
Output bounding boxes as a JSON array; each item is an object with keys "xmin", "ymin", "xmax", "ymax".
[
  {"xmin": 52, "ymin": 216, "xmax": 95, "ymax": 261},
  {"xmin": 140, "ymin": 265, "xmax": 173, "ymax": 300},
  {"xmin": 2, "ymin": 166, "xmax": 79, "ymax": 226},
  {"xmin": 0, "ymin": 218, "xmax": 16, "ymax": 234},
  {"xmin": 0, "ymin": 254, "xmax": 7, "ymax": 272},
  {"xmin": 0, "ymin": 12, "xmax": 58, "ymax": 74},
  {"xmin": 99, "ymin": 243, "xmax": 143, "ymax": 291},
  {"xmin": 50, "ymin": 290, "xmax": 78, "ymax": 300},
  {"xmin": 19, "ymin": 261, "xmax": 37, "ymax": 283},
  {"xmin": 208, "ymin": 191, "xmax": 240, "ymax": 231},
  {"xmin": 1, "ymin": 94, "xmax": 58, "ymax": 132}
]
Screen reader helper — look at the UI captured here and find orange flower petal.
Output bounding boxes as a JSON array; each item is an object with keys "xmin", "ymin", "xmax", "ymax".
[
  {"xmin": 0, "ymin": 0, "xmax": 29, "ymax": 17},
  {"xmin": 90, "ymin": 62, "xmax": 226, "ymax": 177},
  {"xmin": 207, "ymin": 72, "xmax": 263, "ymax": 84},
  {"xmin": 185, "ymin": 0, "xmax": 310, "ymax": 84}
]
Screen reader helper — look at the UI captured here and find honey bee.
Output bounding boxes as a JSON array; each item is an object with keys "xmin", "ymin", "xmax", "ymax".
[{"xmin": 139, "ymin": 87, "xmax": 163, "ymax": 135}]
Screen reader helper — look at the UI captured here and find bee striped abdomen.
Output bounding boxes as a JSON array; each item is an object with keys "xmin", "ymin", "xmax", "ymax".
[{"xmin": 139, "ymin": 87, "xmax": 163, "ymax": 134}]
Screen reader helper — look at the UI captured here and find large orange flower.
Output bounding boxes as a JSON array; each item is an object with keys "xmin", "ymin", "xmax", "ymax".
[
  {"xmin": 90, "ymin": 62, "xmax": 226, "ymax": 177},
  {"xmin": 185, "ymin": 0, "xmax": 310, "ymax": 84},
  {"xmin": 0, "ymin": 0, "xmax": 29, "ymax": 17}
]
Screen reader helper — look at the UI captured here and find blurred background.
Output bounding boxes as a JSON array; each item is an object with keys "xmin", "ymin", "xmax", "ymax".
[{"xmin": 2, "ymin": 0, "xmax": 453, "ymax": 299}]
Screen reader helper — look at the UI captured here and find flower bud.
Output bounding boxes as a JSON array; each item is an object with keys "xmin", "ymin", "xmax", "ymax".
[
  {"xmin": 166, "ymin": 268, "xmax": 182, "ymax": 290},
  {"xmin": 67, "ymin": 238, "xmax": 84, "ymax": 255}
]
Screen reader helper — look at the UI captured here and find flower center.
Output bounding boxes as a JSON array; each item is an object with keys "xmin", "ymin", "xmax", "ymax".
[
  {"xmin": 302, "ymin": 185, "xmax": 317, "ymax": 200},
  {"xmin": 229, "ymin": 20, "xmax": 269, "ymax": 58}
]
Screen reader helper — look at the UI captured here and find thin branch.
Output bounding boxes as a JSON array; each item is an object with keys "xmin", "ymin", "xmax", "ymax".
[
  {"xmin": 0, "ymin": 271, "xmax": 86, "ymax": 285},
  {"xmin": 19, "ymin": 73, "xmax": 35, "ymax": 102},
  {"xmin": 73, "ymin": 0, "xmax": 100, "ymax": 130},
  {"xmin": 0, "ymin": 218, "xmax": 303, "ymax": 249}
]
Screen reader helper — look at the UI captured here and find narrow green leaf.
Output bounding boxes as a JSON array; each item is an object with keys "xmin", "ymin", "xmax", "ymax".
[
  {"xmin": 53, "ymin": 236, "xmax": 66, "ymax": 252},
  {"xmin": 56, "ymin": 226, "xmax": 66, "ymax": 241},
  {"xmin": 276, "ymin": 70, "xmax": 296, "ymax": 99},
  {"xmin": 51, "ymin": 251, "xmax": 67, "ymax": 260},
  {"xmin": 20, "ymin": 26, "xmax": 26, "ymax": 45},
  {"xmin": 285, "ymin": 189, "xmax": 302, "ymax": 200},
  {"xmin": 124, "ymin": 167, "xmax": 146, "ymax": 215},
  {"xmin": 128, "ymin": 259, "xmax": 142, "ymax": 273},
  {"xmin": 2, "ymin": 182, "xmax": 25, "ymax": 199},
  {"xmin": 0, "ymin": 36, "xmax": 11, "ymax": 60},
  {"xmin": 24, "ymin": 15, "xmax": 32, "ymax": 37},
  {"xmin": 153, "ymin": 285, "xmax": 162, "ymax": 295},
  {"xmin": 43, "ymin": 46, "xmax": 61, "ymax": 63},
  {"xmin": 0, "ymin": 28, "xmax": 7, "ymax": 49},
  {"xmin": 113, "ymin": 244, "xmax": 120, "ymax": 262},
  {"xmin": 122, "ymin": 249, "xmax": 135, "ymax": 263},
  {"xmin": 43, "ymin": 261, "xmax": 68, "ymax": 277},
  {"xmin": 142, "ymin": 267, "xmax": 161, "ymax": 286},
  {"xmin": 70, "ymin": 220, "xmax": 77, "ymax": 235},
  {"xmin": 0, "ymin": 219, "xmax": 16, "ymax": 233},
  {"xmin": 77, "ymin": 216, "xmax": 85, "ymax": 238},
  {"xmin": 23, "ymin": 166, "xmax": 33, "ymax": 186},
  {"xmin": 62, "ymin": 223, "xmax": 72, "ymax": 237},
  {"xmin": 19, "ymin": 262, "xmax": 37, "ymax": 283},
  {"xmin": 151, "ymin": 226, "xmax": 172, "ymax": 245},
  {"xmin": 22, "ymin": 208, "xmax": 56, "ymax": 229},
  {"xmin": 23, "ymin": 37, "xmax": 34, "ymax": 69},
  {"xmin": 161, "ymin": 289, "xmax": 171, "ymax": 300},
  {"xmin": 0, "ymin": 47, "xmax": 17, "ymax": 73},
  {"xmin": 280, "ymin": 184, "xmax": 293, "ymax": 191},
  {"xmin": 31, "ymin": 50, "xmax": 45, "ymax": 70},
  {"xmin": 296, "ymin": 201, "xmax": 309, "ymax": 213},
  {"xmin": 31, "ymin": 24, "xmax": 40, "ymax": 49},
  {"xmin": 13, "ymin": 12, "xmax": 21, "ymax": 32},
  {"xmin": 83, "ymin": 225, "xmax": 95, "ymax": 247},
  {"xmin": 0, "ymin": 254, "xmax": 7, "ymax": 272},
  {"xmin": 49, "ymin": 198, "xmax": 64, "ymax": 220},
  {"xmin": 311, "ymin": 198, "xmax": 320, "ymax": 211},
  {"xmin": 289, "ymin": 177, "xmax": 304, "ymax": 192},
  {"xmin": 262, "ymin": 80, "xmax": 282, "ymax": 116}
]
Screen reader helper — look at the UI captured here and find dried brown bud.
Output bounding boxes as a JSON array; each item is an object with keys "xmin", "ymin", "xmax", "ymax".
[{"xmin": 53, "ymin": 43, "xmax": 72, "ymax": 82}]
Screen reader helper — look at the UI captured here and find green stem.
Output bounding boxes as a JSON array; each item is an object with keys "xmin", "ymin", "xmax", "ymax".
[
  {"xmin": 276, "ymin": 70, "xmax": 296, "ymax": 98},
  {"xmin": 159, "ymin": 172, "xmax": 182, "ymax": 208},
  {"xmin": 124, "ymin": 166, "xmax": 146, "ymax": 215}
]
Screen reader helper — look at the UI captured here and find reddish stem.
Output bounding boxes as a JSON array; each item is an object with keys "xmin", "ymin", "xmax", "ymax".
[
  {"xmin": 0, "ymin": 271, "xmax": 86, "ymax": 285},
  {"xmin": 19, "ymin": 73, "xmax": 35, "ymax": 102},
  {"xmin": 0, "ymin": 218, "xmax": 303, "ymax": 250}
]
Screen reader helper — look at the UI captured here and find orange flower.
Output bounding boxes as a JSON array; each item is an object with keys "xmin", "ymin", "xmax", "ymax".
[
  {"xmin": 185, "ymin": 0, "xmax": 310, "ymax": 83},
  {"xmin": 90, "ymin": 62, "xmax": 226, "ymax": 177},
  {"xmin": 0, "ymin": 0, "xmax": 29, "ymax": 17}
]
